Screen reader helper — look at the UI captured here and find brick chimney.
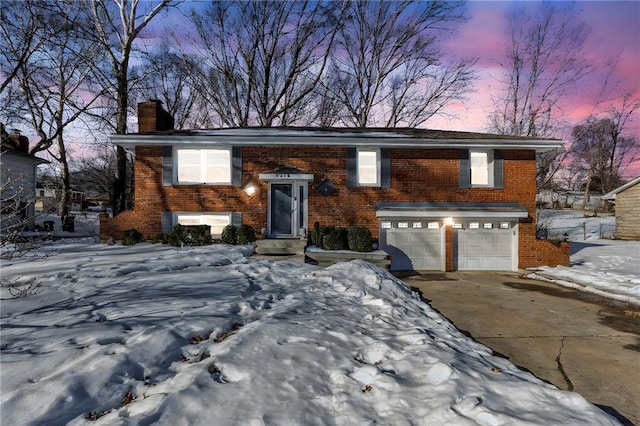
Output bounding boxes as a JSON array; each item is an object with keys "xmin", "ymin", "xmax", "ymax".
[{"xmin": 137, "ymin": 100, "xmax": 175, "ymax": 133}]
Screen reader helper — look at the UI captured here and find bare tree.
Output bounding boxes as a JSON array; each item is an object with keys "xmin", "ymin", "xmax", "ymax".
[
  {"xmin": 570, "ymin": 98, "xmax": 638, "ymax": 203},
  {"xmin": 135, "ymin": 46, "xmax": 211, "ymax": 129},
  {"xmin": 2, "ymin": 1, "xmax": 107, "ymax": 221},
  {"xmin": 186, "ymin": 0, "xmax": 343, "ymax": 127},
  {"xmin": 70, "ymin": 143, "xmax": 117, "ymax": 203},
  {"xmin": 488, "ymin": 3, "xmax": 591, "ymax": 138},
  {"xmin": 89, "ymin": 0, "xmax": 177, "ymax": 213},
  {"xmin": 0, "ymin": 0, "xmax": 49, "ymax": 95},
  {"xmin": 324, "ymin": 0, "xmax": 474, "ymax": 128}
]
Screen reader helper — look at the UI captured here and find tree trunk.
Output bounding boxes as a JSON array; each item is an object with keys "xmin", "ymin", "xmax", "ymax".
[{"xmin": 113, "ymin": 69, "xmax": 129, "ymax": 213}]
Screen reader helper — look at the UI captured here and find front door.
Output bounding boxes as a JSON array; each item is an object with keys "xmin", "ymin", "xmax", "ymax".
[
  {"xmin": 268, "ymin": 182, "xmax": 307, "ymax": 237},
  {"xmin": 270, "ymin": 183, "xmax": 293, "ymax": 235}
]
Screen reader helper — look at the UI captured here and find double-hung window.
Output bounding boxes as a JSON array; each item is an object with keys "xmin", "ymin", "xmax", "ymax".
[
  {"xmin": 470, "ymin": 150, "xmax": 492, "ymax": 186},
  {"xmin": 176, "ymin": 148, "xmax": 231, "ymax": 184},
  {"xmin": 357, "ymin": 149, "xmax": 380, "ymax": 186},
  {"xmin": 460, "ymin": 149, "xmax": 503, "ymax": 189}
]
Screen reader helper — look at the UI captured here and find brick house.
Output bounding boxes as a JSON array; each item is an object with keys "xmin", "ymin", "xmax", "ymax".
[{"xmin": 101, "ymin": 101, "xmax": 569, "ymax": 271}]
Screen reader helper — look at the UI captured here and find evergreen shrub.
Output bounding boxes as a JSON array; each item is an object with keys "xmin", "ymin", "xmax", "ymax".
[
  {"xmin": 221, "ymin": 224, "xmax": 238, "ymax": 245},
  {"xmin": 236, "ymin": 224, "xmax": 257, "ymax": 245},
  {"xmin": 347, "ymin": 226, "xmax": 372, "ymax": 252},
  {"xmin": 122, "ymin": 229, "xmax": 144, "ymax": 245}
]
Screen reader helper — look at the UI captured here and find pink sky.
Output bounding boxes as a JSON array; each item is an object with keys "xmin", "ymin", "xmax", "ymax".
[{"xmin": 428, "ymin": 1, "xmax": 640, "ymax": 178}]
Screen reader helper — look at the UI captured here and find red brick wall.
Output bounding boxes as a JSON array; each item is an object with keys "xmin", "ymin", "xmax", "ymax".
[{"xmin": 100, "ymin": 145, "xmax": 568, "ymax": 268}]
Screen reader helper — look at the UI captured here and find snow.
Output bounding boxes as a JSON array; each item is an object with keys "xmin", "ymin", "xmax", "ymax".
[
  {"xmin": 0, "ymin": 240, "xmax": 620, "ymax": 425},
  {"xmin": 529, "ymin": 210, "xmax": 640, "ymax": 306}
]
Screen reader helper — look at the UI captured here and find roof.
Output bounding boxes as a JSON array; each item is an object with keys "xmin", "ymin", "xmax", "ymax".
[
  {"xmin": 111, "ymin": 127, "xmax": 562, "ymax": 152},
  {"xmin": 375, "ymin": 202, "xmax": 529, "ymax": 219},
  {"xmin": 0, "ymin": 144, "xmax": 49, "ymax": 165},
  {"xmin": 601, "ymin": 176, "xmax": 640, "ymax": 201}
]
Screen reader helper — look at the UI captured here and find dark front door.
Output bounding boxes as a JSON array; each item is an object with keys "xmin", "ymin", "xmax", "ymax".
[{"xmin": 270, "ymin": 183, "xmax": 293, "ymax": 235}]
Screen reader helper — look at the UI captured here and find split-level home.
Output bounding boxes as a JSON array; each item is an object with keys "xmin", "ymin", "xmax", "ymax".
[{"xmin": 101, "ymin": 101, "xmax": 569, "ymax": 272}]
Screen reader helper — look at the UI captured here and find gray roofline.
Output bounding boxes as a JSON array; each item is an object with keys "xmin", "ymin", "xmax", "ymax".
[
  {"xmin": 1, "ymin": 148, "xmax": 49, "ymax": 164},
  {"xmin": 375, "ymin": 202, "xmax": 528, "ymax": 211},
  {"xmin": 601, "ymin": 176, "xmax": 640, "ymax": 200},
  {"xmin": 111, "ymin": 132, "xmax": 562, "ymax": 152}
]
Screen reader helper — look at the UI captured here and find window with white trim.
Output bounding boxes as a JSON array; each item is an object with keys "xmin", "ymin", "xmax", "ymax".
[
  {"xmin": 470, "ymin": 150, "xmax": 494, "ymax": 187},
  {"xmin": 175, "ymin": 213, "xmax": 231, "ymax": 236},
  {"xmin": 176, "ymin": 148, "xmax": 231, "ymax": 184},
  {"xmin": 357, "ymin": 149, "xmax": 380, "ymax": 186}
]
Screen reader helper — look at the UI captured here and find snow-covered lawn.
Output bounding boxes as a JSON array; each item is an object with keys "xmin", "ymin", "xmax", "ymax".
[
  {"xmin": 530, "ymin": 210, "xmax": 640, "ymax": 306},
  {"xmin": 1, "ymin": 240, "xmax": 620, "ymax": 425}
]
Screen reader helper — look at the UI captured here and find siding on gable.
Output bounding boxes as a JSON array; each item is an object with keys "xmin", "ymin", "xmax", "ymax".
[
  {"xmin": 1, "ymin": 152, "xmax": 38, "ymax": 231},
  {"xmin": 615, "ymin": 183, "xmax": 640, "ymax": 240}
]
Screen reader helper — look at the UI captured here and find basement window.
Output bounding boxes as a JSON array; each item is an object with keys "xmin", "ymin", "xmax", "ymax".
[{"xmin": 175, "ymin": 213, "xmax": 231, "ymax": 236}]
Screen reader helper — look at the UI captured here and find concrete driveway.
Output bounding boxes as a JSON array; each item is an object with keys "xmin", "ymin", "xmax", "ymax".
[{"xmin": 401, "ymin": 271, "xmax": 640, "ymax": 426}]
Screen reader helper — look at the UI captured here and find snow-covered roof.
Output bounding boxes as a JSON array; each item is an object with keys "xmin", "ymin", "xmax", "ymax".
[
  {"xmin": 111, "ymin": 127, "xmax": 562, "ymax": 152},
  {"xmin": 601, "ymin": 176, "xmax": 640, "ymax": 201}
]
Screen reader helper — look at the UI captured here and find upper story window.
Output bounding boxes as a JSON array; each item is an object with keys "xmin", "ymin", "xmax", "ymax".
[
  {"xmin": 460, "ymin": 149, "xmax": 503, "ymax": 189},
  {"xmin": 347, "ymin": 147, "xmax": 390, "ymax": 188},
  {"xmin": 470, "ymin": 150, "xmax": 493, "ymax": 186},
  {"xmin": 176, "ymin": 148, "xmax": 231, "ymax": 184},
  {"xmin": 357, "ymin": 149, "xmax": 380, "ymax": 186}
]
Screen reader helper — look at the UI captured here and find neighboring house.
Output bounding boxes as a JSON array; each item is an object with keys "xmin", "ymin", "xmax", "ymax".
[
  {"xmin": 602, "ymin": 176, "xmax": 640, "ymax": 240},
  {"xmin": 1, "ymin": 126, "xmax": 48, "ymax": 234},
  {"xmin": 101, "ymin": 101, "xmax": 569, "ymax": 271},
  {"xmin": 537, "ymin": 190, "xmax": 604, "ymax": 211},
  {"xmin": 35, "ymin": 185, "xmax": 86, "ymax": 213}
]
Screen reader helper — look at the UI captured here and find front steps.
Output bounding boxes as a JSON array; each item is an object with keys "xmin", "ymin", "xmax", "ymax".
[{"xmin": 255, "ymin": 238, "xmax": 307, "ymax": 255}]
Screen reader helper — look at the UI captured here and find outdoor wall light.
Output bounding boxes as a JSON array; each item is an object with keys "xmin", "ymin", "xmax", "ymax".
[
  {"xmin": 444, "ymin": 217, "xmax": 454, "ymax": 226},
  {"xmin": 242, "ymin": 181, "xmax": 258, "ymax": 196}
]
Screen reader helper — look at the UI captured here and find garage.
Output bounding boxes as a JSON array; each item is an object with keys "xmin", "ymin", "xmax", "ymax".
[
  {"xmin": 381, "ymin": 221, "xmax": 443, "ymax": 271},
  {"xmin": 375, "ymin": 202, "xmax": 528, "ymax": 272},
  {"xmin": 455, "ymin": 222, "xmax": 515, "ymax": 270}
]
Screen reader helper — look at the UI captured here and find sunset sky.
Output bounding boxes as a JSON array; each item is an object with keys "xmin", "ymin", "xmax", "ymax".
[
  {"xmin": 156, "ymin": 0, "xmax": 638, "ymax": 176},
  {"xmin": 427, "ymin": 0, "xmax": 640, "ymax": 177}
]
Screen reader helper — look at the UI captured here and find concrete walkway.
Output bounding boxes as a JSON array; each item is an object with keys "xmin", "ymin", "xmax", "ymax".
[{"xmin": 401, "ymin": 271, "xmax": 640, "ymax": 426}]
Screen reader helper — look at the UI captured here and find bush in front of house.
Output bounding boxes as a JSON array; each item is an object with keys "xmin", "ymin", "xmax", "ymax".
[
  {"xmin": 166, "ymin": 224, "xmax": 212, "ymax": 247},
  {"xmin": 236, "ymin": 224, "xmax": 256, "ymax": 245},
  {"xmin": 311, "ymin": 222, "xmax": 330, "ymax": 247},
  {"xmin": 122, "ymin": 228, "xmax": 144, "ymax": 245},
  {"xmin": 221, "ymin": 224, "xmax": 238, "ymax": 245},
  {"xmin": 347, "ymin": 226, "xmax": 372, "ymax": 252},
  {"xmin": 322, "ymin": 226, "xmax": 348, "ymax": 250}
]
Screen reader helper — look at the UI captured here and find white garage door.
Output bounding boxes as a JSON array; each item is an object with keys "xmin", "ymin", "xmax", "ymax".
[
  {"xmin": 381, "ymin": 222, "xmax": 442, "ymax": 271},
  {"xmin": 457, "ymin": 225, "xmax": 514, "ymax": 270}
]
